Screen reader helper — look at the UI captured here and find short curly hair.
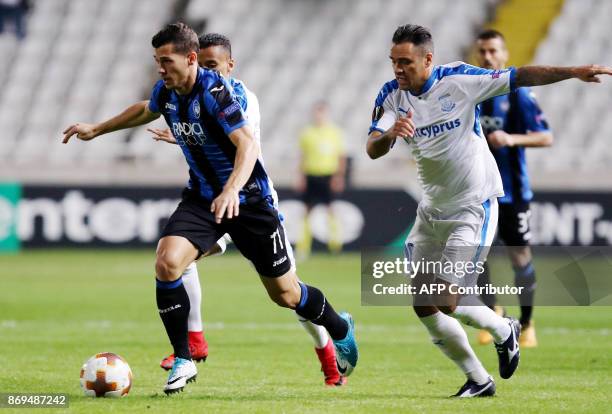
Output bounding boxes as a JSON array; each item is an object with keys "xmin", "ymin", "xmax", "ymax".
[{"xmin": 199, "ymin": 33, "xmax": 232, "ymax": 57}]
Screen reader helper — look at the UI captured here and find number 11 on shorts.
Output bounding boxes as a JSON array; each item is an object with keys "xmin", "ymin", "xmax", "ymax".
[{"xmin": 270, "ymin": 228, "xmax": 284, "ymax": 254}]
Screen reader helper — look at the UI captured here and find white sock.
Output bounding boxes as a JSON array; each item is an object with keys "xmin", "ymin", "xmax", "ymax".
[
  {"xmin": 451, "ymin": 305, "xmax": 510, "ymax": 343},
  {"xmin": 296, "ymin": 313, "xmax": 329, "ymax": 349},
  {"xmin": 419, "ymin": 311, "xmax": 490, "ymax": 384},
  {"xmin": 182, "ymin": 262, "xmax": 203, "ymax": 332},
  {"xmin": 208, "ymin": 234, "xmax": 231, "ymax": 257}
]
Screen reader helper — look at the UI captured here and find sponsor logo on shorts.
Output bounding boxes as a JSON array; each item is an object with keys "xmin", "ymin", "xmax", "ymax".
[{"xmin": 273, "ymin": 256, "xmax": 288, "ymax": 267}]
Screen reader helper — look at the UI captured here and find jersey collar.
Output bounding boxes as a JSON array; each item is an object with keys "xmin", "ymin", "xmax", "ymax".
[{"xmin": 412, "ymin": 66, "xmax": 441, "ymax": 97}]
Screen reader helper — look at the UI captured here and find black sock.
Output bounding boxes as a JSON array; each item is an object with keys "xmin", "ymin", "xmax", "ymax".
[
  {"xmin": 478, "ymin": 262, "xmax": 496, "ymax": 310},
  {"xmin": 295, "ymin": 283, "xmax": 348, "ymax": 340},
  {"xmin": 514, "ymin": 262, "xmax": 536, "ymax": 326},
  {"xmin": 156, "ymin": 278, "xmax": 191, "ymax": 360}
]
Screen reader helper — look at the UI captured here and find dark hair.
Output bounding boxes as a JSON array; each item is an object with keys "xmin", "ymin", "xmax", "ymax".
[
  {"xmin": 477, "ymin": 29, "xmax": 506, "ymax": 42},
  {"xmin": 151, "ymin": 22, "xmax": 199, "ymax": 54},
  {"xmin": 392, "ymin": 24, "xmax": 434, "ymax": 54},
  {"xmin": 199, "ymin": 33, "xmax": 232, "ymax": 57}
]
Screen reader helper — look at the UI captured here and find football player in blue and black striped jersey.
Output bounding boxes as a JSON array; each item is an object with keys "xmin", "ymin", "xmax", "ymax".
[
  {"xmin": 62, "ymin": 22, "xmax": 358, "ymax": 394},
  {"xmin": 149, "ymin": 32, "xmax": 347, "ymax": 387},
  {"xmin": 475, "ymin": 30, "xmax": 554, "ymax": 348}
]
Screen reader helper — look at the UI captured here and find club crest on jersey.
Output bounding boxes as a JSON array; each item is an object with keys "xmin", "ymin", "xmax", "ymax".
[
  {"xmin": 438, "ymin": 94, "xmax": 455, "ymax": 113},
  {"xmin": 193, "ymin": 100, "xmax": 200, "ymax": 118}
]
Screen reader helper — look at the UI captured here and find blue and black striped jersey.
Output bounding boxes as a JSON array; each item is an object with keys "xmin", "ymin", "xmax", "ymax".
[
  {"xmin": 480, "ymin": 87, "xmax": 550, "ymax": 204},
  {"xmin": 148, "ymin": 67, "xmax": 274, "ymax": 205}
]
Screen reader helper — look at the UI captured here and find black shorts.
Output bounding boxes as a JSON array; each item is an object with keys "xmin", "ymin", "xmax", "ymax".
[
  {"xmin": 303, "ymin": 175, "xmax": 333, "ymax": 206},
  {"xmin": 497, "ymin": 202, "xmax": 532, "ymax": 246},
  {"xmin": 161, "ymin": 190, "xmax": 292, "ymax": 277}
]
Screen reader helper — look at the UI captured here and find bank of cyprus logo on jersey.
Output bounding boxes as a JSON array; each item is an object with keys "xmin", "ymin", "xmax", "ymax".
[
  {"xmin": 193, "ymin": 100, "xmax": 200, "ymax": 118},
  {"xmin": 438, "ymin": 94, "xmax": 456, "ymax": 112}
]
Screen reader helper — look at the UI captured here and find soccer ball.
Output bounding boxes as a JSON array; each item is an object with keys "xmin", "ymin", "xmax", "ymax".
[{"xmin": 80, "ymin": 352, "xmax": 133, "ymax": 398}]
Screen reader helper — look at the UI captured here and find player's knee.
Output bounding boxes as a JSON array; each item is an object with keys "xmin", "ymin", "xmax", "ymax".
[
  {"xmin": 437, "ymin": 305, "xmax": 456, "ymax": 314},
  {"xmin": 413, "ymin": 305, "xmax": 438, "ymax": 317},
  {"xmin": 509, "ymin": 246, "xmax": 531, "ymax": 268},
  {"xmin": 155, "ymin": 254, "xmax": 185, "ymax": 281}
]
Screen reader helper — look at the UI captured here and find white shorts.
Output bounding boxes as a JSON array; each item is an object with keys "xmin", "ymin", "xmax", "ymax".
[{"xmin": 404, "ymin": 198, "xmax": 498, "ymax": 285}]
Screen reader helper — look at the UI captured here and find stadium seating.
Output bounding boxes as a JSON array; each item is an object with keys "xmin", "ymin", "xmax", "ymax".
[
  {"xmin": 1, "ymin": 0, "xmax": 609, "ymax": 187},
  {"xmin": 0, "ymin": 0, "xmax": 498, "ymax": 186},
  {"xmin": 0, "ymin": 0, "xmax": 175, "ymax": 168},
  {"xmin": 530, "ymin": 0, "xmax": 612, "ymax": 175},
  {"xmin": 182, "ymin": 0, "xmax": 498, "ymax": 183}
]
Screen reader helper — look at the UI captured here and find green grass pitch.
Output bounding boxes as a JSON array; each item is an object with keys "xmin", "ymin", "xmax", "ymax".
[{"xmin": 0, "ymin": 250, "xmax": 610, "ymax": 413}]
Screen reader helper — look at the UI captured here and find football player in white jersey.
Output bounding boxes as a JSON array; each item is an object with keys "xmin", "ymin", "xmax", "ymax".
[
  {"xmin": 367, "ymin": 24, "xmax": 612, "ymax": 397},
  {"xmin": 149, "ymin": 33, "xmax": 346, "ymax": 386}
]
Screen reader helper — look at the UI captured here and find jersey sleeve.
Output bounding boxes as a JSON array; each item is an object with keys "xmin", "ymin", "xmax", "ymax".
[
  {"xmin": 202, "ymin": 74, "xmax": 248, "ymax": 135},
  {"xmin": 147, "ymin": 80, "xmax": 166, "ymax": 114},
  {"xmin": 515, "ymin": 87, "xmax": 550, "ymax": 132},
  {"xmin": 449, "ymin": 63, "xmax": 517, "ymax": 104},
  {"xmin": 244, "ymin": 90, "xmax": 261, "ymax": 142},
  {"xmin": 369, "ymin": 83, "xmax": 398, "ymax": 135}
]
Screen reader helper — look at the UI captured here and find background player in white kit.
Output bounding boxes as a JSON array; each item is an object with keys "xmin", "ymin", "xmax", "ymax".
[{"xmin": 367, "ymin": 24, "xmax": 612, "ymax": 397}]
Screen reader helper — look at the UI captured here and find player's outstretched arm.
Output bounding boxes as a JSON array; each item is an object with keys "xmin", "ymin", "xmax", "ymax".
[
  {"xmin": 62, "ymin": 100, "xmax": 160, "ymax": 144},
  {"xmin": 148, "ymin": 127, "xmax": 177, "ymax": 144},
  {"xmin": 210, "ymin": 125, "xmax": 260, "ymax": 223},
  {"xmin": 487, "ymin": 130, "xmax": 553, "ymax": 149},
  {"xmin": 515, "ymin": 65, "xmax": 612, "ymax": 88},
  {"xmin": 367, "ymin": 112, "xmax": 415, "ymax": 159}
]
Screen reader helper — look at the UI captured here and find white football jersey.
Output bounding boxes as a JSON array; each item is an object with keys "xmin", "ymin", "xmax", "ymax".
[
  {"xmin": 231, "ymin": 78, "xmax": 261, "ymax": 143},
  {"xmin": 231, "ymin": 78, "xmax": 280, "ymax": 206},
  {"xmin": 370, "ymin": 62, "xmax": 517, "ymax": 207}
]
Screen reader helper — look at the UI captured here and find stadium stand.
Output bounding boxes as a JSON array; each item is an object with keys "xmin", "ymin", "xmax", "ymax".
[
  {"xmin": 529, "ymin": 0, "xmax": 612, "ymax": 180},
  {"xmin": 0, "ymin": 0, "xmax": 177, "ymax": 168},
  {"xmin": 485, "ymin": 0, "xmax": 563, "ymax": 67},
  {"xmin": 0, "ymin": 0, "xmax": 610, "ymax": 188}
]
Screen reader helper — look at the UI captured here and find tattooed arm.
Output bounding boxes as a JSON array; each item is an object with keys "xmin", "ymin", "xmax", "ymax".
[{"xmin": 515, "ymin": 65, "xmax": 612, "ymax": 87}]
